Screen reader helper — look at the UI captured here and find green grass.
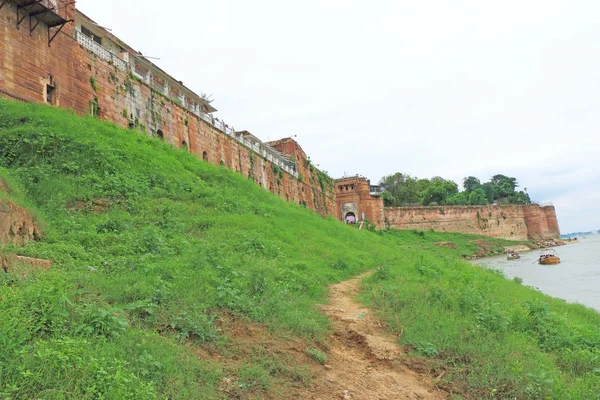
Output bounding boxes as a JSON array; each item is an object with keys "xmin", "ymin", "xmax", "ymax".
[
  {"xmin": 0, "ymin": 99, "xmax": 599, "ymax": 399},
  {"xmin": 305, "ymin": 347, "xmax": 327, "ymax": 365},
  {"xmin": 360, "ymin": 233, "xmax": 600, "ymax": 399}
]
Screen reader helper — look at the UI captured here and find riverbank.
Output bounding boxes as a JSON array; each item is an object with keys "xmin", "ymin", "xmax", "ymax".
[
  {"xmin": 462, "ymin": 237, "xmax": 575, "ymax": 260},
  {"xmin": 473, "ymin": 236, "xmax": 600, "ymax": 312}
]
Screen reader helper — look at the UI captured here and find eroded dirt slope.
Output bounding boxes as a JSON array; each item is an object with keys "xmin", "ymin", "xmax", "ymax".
[
  {"xmin": 0, "ymin": 179, "xmax": 41, "ymax": 245},
  {"xmin": 309, "ymin": 274, "xmax": 446, "ymax": 400}
]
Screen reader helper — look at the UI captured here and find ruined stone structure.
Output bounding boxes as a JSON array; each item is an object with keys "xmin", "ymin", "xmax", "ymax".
[
  {"xmin": 384, "ymin": 205, "xmax": 560, "ymax": 240},
  {"xmin": 0, "ymin": 1, "xmax": 334, "ymax": 216}
]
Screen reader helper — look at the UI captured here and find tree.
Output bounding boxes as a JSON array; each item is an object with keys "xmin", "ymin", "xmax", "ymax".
[
  {"xmin": 446, "ymin": 192, "xmax": 468, "ymax": 205},
  {"xmin": 379, "ymin": 173, "xmax": 421, "ymax": 206},
  {"xmin": 490, "ymin": 174, "xmax": 517, "ymax": 198},
  {"xmin": 462, "ymin": 176, "xmax": 481, "ymax": 193},
  {"xmin": 381, "ymin": 190, "xmax": 396, "ymax": 207},
  {"xmin": 508, "ymin": 190, "xmax": 532, "ymax": 205},
  {"xmin": 468, "ymin": 188, "xmax": 488, "ymax": 205},
  {"xmin": 481, "ymin": 182, "xmax": 497, "ymax": 203},
  {"xmin": 421, "ymin": 177, "xmax": 458, "ymax": 206}
]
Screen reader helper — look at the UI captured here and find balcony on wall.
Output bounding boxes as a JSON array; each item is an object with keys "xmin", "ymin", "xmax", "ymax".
[
  {"xmin": 5, "ymin": 0, "xmax": 73, "ymax": 47},
  {"xmin": 75, "ymin": 29, "xmax": 128, "ymax": 70},
  {"xmin": 131, "ymin": 62, "xmax": 150, "ymax": 84},
  {"xmin": 152, "ymin": 76, "xmax": 166, "ymax": 94}
]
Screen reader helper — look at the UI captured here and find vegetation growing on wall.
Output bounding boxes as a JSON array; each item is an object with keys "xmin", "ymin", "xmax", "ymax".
[
  {"xmin": 271, "ymin": 164, "xmax": 283, "ymax": 185},
  {"xmin": 248, "ymin": 151, "xmax": 256, "ymax": 180},
  {"xmin": 90, "ymin": 77, "xmax": 98, "ymax": 92},
  {"xmin": 88, "ymin": 96, "xmax": 99, "ymax": 118},
  {"xmin": 315, "ymin": 170, "xmax": 334, "ymax": 194}
]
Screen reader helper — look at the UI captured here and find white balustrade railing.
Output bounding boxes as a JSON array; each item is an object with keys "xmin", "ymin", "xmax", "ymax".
[
  {"xmin": 77, "ymin": 27, "xmax": 299, "ymax": 178},
  {"xmin": 76, "ymin": 30, "xmax": 127, "ymax": 71}
]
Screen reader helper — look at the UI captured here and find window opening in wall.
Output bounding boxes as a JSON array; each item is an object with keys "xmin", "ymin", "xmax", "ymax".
[
  {"xmin": 81, "ymin": 26, "xmax": 102, "ymax": 45},
  {"xmin": 156, "ymin": 129, "xmax": 164, "ymax": 140},
  {"xmin": 220, "ymin": 160, "xmax": 225, "ymax": 167},
  {"xmin": 181, "ymin": 141, "xmax": 187, "ymax": 151},
  {"xmin": 202, "ymin": 151, "xmax": 208, "ymax": 161},
  {"xmin": 46, "ymin": 84, "xmax": 56, "ymax": 105}
]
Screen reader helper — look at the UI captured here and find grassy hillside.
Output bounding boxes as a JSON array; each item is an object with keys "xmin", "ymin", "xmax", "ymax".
[{"xmin": 0, "ymin": 100, "xmax": 599, "ymax": 399}]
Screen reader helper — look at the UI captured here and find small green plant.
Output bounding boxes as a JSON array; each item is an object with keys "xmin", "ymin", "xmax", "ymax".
[
  {"xmin": 330, "ymin": 260, "xmax": 348, "ymax": 270},
  {"xmin": 236, "ymin": 364, "xmax": 271, "ymax": 391},
  {"xmin": 372, "ymin": 265, "xmax": 389, "ymax": 281},
  {"xmin": 305, "ymin": 347, "xmax": 327, "ymax": 365},
  {"xmin": 90, "ymin": 76, "xmax": 98, "ymax": 91},
  {"xmin": 184, "ymin": 118, "xmax": 189, "ymax": 126},
  {"xmin": 513, "ymin": 276, "xmax": 523, "ymax": 285},
  {"xmin": 411, "ymin": 341, "xmax": 439, "ymax": 357},
  {"xmin": 89, "ymin": 96, "xmax": 99, "ymax": 117},
  {"xmin": 122, "ymin": 109, "xmax": 128, "ymax": 118}
]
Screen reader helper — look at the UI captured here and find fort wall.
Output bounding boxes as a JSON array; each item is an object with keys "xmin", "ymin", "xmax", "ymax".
[
  {"xmin": 384, "ymin": 205, "xmax": 561, "ymax": 240},
  {"xmin": 0, "ymin": 3, "xmax": 562, "ymax": 234},
  {"xmin": 0, "ymin": 3, "xmax": 334, "ymax": 216}
]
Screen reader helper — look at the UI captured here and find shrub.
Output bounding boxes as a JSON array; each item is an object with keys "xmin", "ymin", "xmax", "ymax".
[{"xmin": 305, "ymin": 347, "xmax": 327, "ymax": 365}]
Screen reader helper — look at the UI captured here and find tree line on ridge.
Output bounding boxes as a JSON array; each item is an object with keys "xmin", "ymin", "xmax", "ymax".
[{"xmin": 378, "ymin": 173, "xmax": 532, "ymax": 207}]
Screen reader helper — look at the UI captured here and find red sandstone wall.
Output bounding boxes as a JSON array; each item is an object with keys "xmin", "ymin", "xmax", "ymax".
[
  {"xmin": 523, "ymin": 205, "xmax": 561, "ymax": 240},
  {"xmin": 384, "ymin": 205, "xmax": 560, "ymax": 240},
  {"xmin": 0, "ymin": 4, "xmax": 334, "ymax": 216},
  {"xmin": 334, "ymin": 177, "xmax": 385, "ymax": 226}
]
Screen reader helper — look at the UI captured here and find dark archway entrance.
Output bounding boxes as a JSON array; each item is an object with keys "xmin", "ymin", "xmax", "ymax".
[
  {"xmin": 202, "ymin": 151, "xmax": 208, "ymax": 161},
  {"xmin": 156, "ymin": 129, "xmax": 164, "ymax": 140},
  {"xmin": 345, "ymin": 212, "xmax": 357, "ymax": 224}
]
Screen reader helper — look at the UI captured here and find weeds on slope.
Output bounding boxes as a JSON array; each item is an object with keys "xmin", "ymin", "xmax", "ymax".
[
  {"xmin": 360, "ymin": 233, "xmax": 600, "ymax": 399},
  {"xmin": 0, "ymin": 100, "xmax": 388, "ymax": 398},
  {"xmin": 1, "ymin": 100, "xmax": 598, "ymax": 399}
]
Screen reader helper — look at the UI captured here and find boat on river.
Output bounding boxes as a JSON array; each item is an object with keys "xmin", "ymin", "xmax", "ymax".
[
  {"xmin": 537, "ymin": 249, "xmax": 561, "ymax": 265},
  {"xmin": 506, "ymin": 250, "xmax": 521, "ymax": 260}
]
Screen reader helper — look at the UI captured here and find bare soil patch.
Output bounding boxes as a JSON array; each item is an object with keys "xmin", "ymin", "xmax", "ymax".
[
  {"xmin": 0, "ymin": 177, "xmax": 10, "ymax": 193},
  {"xmin": 189, "ymin": 277, "xmax": 447, "ymax": 399},
  {"xmin": 307, "ymin": 274, "xmax": 447, "ymax": 400},
  {"xmin": 0, "ymin": 198, "xmax": 42, "ymax": 244}
]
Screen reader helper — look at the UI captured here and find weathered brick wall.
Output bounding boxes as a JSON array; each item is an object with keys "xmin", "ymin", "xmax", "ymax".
[
  {"xmin": 334, "ymin": 177, "xmax": 385, "ymax": 226},
  {"xmin": 384, "ymin": 205, "xmax": 561, "ymax": 240},
  {"xmin": 0, "ymin": 4, "xmax": 334, "ymax": 216},
  {"xmin": 267, "ymin": 138, "xmax": 336, "ymax": 214}
]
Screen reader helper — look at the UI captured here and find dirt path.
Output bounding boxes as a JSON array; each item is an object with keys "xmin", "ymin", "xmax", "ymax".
[{"xmin": 307, "ymin": 273, "xmax": 446, "ymax": 400}]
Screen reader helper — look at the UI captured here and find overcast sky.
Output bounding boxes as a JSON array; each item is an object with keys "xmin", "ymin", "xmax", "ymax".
[{"xmin": 78, "ymin": 0, "xmax": 600, "ymax": 233}]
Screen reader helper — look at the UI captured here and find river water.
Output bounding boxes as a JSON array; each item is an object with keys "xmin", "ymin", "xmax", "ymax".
[{"xmin": 473, "ymin": 235, "xmax": 600, "ymax": 312}]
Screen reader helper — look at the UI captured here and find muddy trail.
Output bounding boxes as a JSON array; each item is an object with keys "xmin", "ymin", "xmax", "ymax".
[{"xmin": 308, "ymin": 274, "xmax": 446, "ymax": 400}]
